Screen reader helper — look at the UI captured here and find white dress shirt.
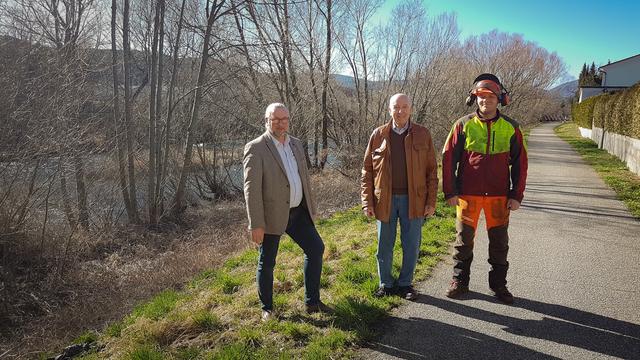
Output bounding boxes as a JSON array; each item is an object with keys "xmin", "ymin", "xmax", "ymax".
[{"xmin": 272, "ymin": 135, "xmax": 303, "ymax": 208}]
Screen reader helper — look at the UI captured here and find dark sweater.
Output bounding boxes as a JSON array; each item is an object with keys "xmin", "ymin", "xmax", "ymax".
[{"xmin": 390, "ymin": 130, "xmax": 408, "ymax": 194}]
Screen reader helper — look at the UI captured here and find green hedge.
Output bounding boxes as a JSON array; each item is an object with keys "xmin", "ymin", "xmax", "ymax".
[
  {"xmin": 572, "ymin": 96, "xmax": 597, "ymax": 129},
  {"xmin": 572, "ymin": 83, "xmax": 640, "ymax": 139}
]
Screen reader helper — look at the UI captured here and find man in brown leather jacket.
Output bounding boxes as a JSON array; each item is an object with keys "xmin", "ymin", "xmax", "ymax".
[{"xmin": 361, "ymin": 93, "xmax": 438, "ymax": 300}]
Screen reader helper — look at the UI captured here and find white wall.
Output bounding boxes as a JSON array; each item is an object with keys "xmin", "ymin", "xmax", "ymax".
[
  {"xmin": 579, "ymin": 88, "xmax": 605, "ymax": 102},
  {"xmin": 602, "ymin": 55, "xmax": 640, "ymax": 87},
  {"xmin": 579, "ymin": 87, "xmax": 629, "ymax": 103},
  {"xmin": 578, "ymin": 127, "xmax": 592, "ymax": 138},
  {"xmin": 579, "ymin": 126, "xmax": 640, "ymax": 176}
]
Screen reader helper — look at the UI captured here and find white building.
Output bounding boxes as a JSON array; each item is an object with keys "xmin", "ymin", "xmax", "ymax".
[{"xmin": 578, "ymin": 53, "xmax": 640, "ymax": 102}]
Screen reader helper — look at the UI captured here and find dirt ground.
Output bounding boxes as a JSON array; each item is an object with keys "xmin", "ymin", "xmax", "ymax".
[{"xmin": 0, "ymin": 169, "xmax": 360, "ymax": 359}]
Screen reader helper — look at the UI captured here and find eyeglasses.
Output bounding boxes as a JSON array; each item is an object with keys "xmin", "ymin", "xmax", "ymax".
[{"xmin": 269, "ymin": 117, "xmax": 289, "ymax": 123}]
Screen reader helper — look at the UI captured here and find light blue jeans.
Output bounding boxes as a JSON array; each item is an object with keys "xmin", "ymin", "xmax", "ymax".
[{"xmin": 377, "ymin": 194, "xmax": 424, "ymax": 288}]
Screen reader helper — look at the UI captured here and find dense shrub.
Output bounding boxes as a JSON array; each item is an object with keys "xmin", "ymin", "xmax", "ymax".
[
  {"xmin": 572, "ymin": 96, "xmax": 597, "ymax": 128},
  {"xmin": 572, "ymin": 83, "xmax": 640, "ymax": 139}
]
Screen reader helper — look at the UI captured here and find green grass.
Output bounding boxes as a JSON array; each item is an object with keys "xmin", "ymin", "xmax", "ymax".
[
  {"xmin": 73, "ymin": 330, "xmax": 99, "ymax": 344},
  {"xmin": 73, "ymin": 193, "xmax": 456, "ymax": 359},
  {"xmin": 555, "ymin": 122, "xmax": 640, "ymax": 218},
  {"xmin": 127, "ymin": 344, "xmax": 164, "ymax": 360},
  {"xmin": 130, "ymin": 289, "xmax": 186, "ymax": 321}
]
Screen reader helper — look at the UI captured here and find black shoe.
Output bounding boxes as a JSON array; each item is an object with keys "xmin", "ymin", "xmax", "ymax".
[
  {"xmin": 492, "ymin": 286, "xmax": 514, "ymax": 304},
  {"xmin": 306, "ymin": 301, "xmax": 334, "ymax": 314},
  {"xmin": 445, "ymin": 279, "xmax": 469, "ymax": 299},
  {"xmin": 398, "ymin": 285, "xmax": 418, "ymax": 300},
  {"xmin": 373, "ymin": 286, "xmax": 396, "ymax": 298}
]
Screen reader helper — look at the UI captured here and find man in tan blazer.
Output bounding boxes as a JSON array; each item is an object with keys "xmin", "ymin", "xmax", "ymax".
[{"xmin": 243, "ymin": 103, "xmax": 329, "ymax": 322}]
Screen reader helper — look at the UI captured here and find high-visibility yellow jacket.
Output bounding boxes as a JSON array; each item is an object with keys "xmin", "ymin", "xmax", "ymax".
[{"xmin": 442, "ymin": 111, "xmax": 528, "ymax": 202}]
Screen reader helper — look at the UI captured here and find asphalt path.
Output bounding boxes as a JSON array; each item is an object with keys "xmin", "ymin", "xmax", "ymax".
[{"xmin": 358, "ymin": 122, "xmax": 640, "ymax": 360}]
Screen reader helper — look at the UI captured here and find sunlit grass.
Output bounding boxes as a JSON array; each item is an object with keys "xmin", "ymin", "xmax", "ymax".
[{"xmin": 77, "ymin": 193, "xmax": 455, "ymax": 359}]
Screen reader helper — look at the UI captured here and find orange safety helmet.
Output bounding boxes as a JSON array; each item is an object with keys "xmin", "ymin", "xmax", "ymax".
[{"xmin": 465, "ymin": 73, "xmax": 511, "ymax": 106}]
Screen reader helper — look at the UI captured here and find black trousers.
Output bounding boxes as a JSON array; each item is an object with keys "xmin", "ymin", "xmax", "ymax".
[{"xmin": 257, "ymin": 205, "xmax": 324, "ymax": 311}]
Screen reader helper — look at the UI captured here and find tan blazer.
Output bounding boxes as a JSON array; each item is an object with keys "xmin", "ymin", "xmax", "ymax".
[{"xmin": 243, "ymin": 131, "xmax": 317, "ymax": 235}]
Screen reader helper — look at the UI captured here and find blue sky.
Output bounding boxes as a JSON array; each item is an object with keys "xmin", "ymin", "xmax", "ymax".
[{"xmin": 373, "ymin": 0, "xmax": 640, "ymax": 82}]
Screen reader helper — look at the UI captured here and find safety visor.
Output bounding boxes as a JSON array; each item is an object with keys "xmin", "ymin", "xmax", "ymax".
[{"xmin": 471, "ymin": 80, "xmax": 501, "ymax": 97}]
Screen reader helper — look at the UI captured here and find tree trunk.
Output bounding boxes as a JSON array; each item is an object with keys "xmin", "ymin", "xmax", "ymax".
[
  {"xmin": 111, "ymin": 0, "xmax": 135, "ymax": 223},
  {"xmin": 161, "ymin": 0, "xmax": 187, "ymax": 214},
  {"xmin": 73, "ymin": 153, "xmax": 90, "ymax": 231},
  {"xmin": 147, "ymin": 0, "xmax": 162, "ymax": 225},
  {"xmin": 59, "ymin": 157, "xmax": 77, "ymax": 231},
  {"xmin": 154, "ymin": 0, "xmax": 166, "ymax": 223},
  {"xmin": 174, "ymin": 1, "xmax": 224, "ymax": 214},
  {"xmin": 320, "ymin": 0, "xmax": 332, "ymax": 169},
  {"xmin": 123, "ymin": 0, "xmax": 140, "ymax": 223}
]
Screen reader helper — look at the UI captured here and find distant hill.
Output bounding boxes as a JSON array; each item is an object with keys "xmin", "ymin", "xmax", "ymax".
[
  {"xmin": 551, "ymin": 79, "xmax": 578, "ymax": 99},
  {"xmin": 332, "ymin": 74, "xmax": 386, "ymax": 90},
  {"xmin": 332, "ymin": 74, "xmax": 356, "ymax": 89}
]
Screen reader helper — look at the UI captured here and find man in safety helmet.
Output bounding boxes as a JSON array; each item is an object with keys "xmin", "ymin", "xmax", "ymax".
[{"xmin": 442, "ymin": 73, "xmax": 528, "ymax": 304}]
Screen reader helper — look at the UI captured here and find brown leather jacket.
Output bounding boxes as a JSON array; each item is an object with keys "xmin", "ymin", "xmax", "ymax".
[{"xmin": 361, "ymin": 121, "xmax": 438, "ymax": 223}]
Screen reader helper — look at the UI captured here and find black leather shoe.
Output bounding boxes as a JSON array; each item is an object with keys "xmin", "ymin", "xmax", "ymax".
[
  {"xmin": 492, "ymin": 286, "xmax": 514, "ymax": 304},
  {"xmin": 398, "ymin": 285, "xmax": 418, "ymax": 300},
  {"xmin": 373, "ymin": 286, "xmax": 396, "ymax": 298},
  {"xmin": 445, "ymin": 279, "xmax": 469, "ymax": 299}
]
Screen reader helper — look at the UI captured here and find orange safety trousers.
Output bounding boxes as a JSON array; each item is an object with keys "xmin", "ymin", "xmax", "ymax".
[
  {"xmin": 453, "ymin": 195, "xmax": 510, "ymax": 289},
  {"xmin": 457, "ymin": 195, "xmax": 510, "ymax": 229}
]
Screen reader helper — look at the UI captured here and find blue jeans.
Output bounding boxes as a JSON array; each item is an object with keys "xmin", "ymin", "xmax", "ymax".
[
  {"xmin": 257, "ymin": 205, "xmax": 324, "ymax": 311},
  {"xmin": 377, "ymin": 194, "xmax": 424, "ymax": 288}
]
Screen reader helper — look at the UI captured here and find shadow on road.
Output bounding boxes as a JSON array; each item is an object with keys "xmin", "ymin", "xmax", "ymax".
[
  {"xmin": 365, "ymin": 315, "xmax": 561, "ymax": 359},
  {"xmin": 521, "ymin": 200, "xmax": 637, "ymax": 222},
  {"xmin": 366, "ymin": 293, "xmax": 640, "ymax": 359}
]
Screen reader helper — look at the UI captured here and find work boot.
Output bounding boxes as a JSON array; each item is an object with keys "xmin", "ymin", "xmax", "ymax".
[
  {"xmin": 445, "ymin": 279, "xmax": 469, "ymax": 299},
  {"xmin": 492, "ymin": 286, "xmax": 514, "ymax": 304}
]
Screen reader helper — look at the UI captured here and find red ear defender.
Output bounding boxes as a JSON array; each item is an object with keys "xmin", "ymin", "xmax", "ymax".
[
  {"xmin": 467, "ymin": 73, "xmax": 511, "ymax": 107},
  {"xmin": 500, "ymin": 92, "xmax": 510, "ymax": 106},
  {"xmin": 465, "ymin": 93, "xmax": 476, "ymax": 106}
]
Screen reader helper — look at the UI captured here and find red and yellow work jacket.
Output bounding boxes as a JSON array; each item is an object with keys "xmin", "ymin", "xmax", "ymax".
[{"xmin": 442, "ymin": 111, "xmax": 528, "ymax": 202}]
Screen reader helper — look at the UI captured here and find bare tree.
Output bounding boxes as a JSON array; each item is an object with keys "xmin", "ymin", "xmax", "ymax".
[
  {"xmin": 159, "ymin": 0, "xmax": 187, "ymax": 216},
  {"xmin": 123, "ymin": 0, "xmax": 141, "ymax": 223},
  {"xmin": 333, "ymin": 0, "xmax": 382, "ymax": 145},
  {"xmin": 111, "ymin": 0, "xmax": 135, "ymax": 224},
  {"xmin": 319, "ymin": 0, "xmax": 332, "ymax": 169},
  {"xmin": 174, "ymin": 0, "xmax": 237, "ymax": 214}
]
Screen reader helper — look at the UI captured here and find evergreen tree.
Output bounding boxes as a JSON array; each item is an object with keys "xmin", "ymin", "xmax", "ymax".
[
  {"xmin": 579, "ymin": 62, "xmax": 603, "ymax": 87},
  {"xmin": 589, "ymin": 62, "xmax": 600, "ymax": 86},
  {"xmin": 579, "ymin": 63, "xmax": 588, "ymax": 86}
]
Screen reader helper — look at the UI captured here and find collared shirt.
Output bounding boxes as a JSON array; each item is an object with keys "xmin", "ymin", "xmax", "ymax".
[
  {"xmin": 392, "ymin": 120, "xmax": 410, "ymax": 135},
  {"xmin": 271, "ymin": 135, "xmax": 303, "ymax": 208}
]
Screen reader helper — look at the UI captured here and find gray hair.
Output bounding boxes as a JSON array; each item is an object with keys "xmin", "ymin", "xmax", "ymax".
[
  {"xmin": 264, "ymin": 102, "xmax": 288, "ymax": 120},
  {"xmin": 389, "ymin": 93, "xmax": 412, "ymax": 108}
]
